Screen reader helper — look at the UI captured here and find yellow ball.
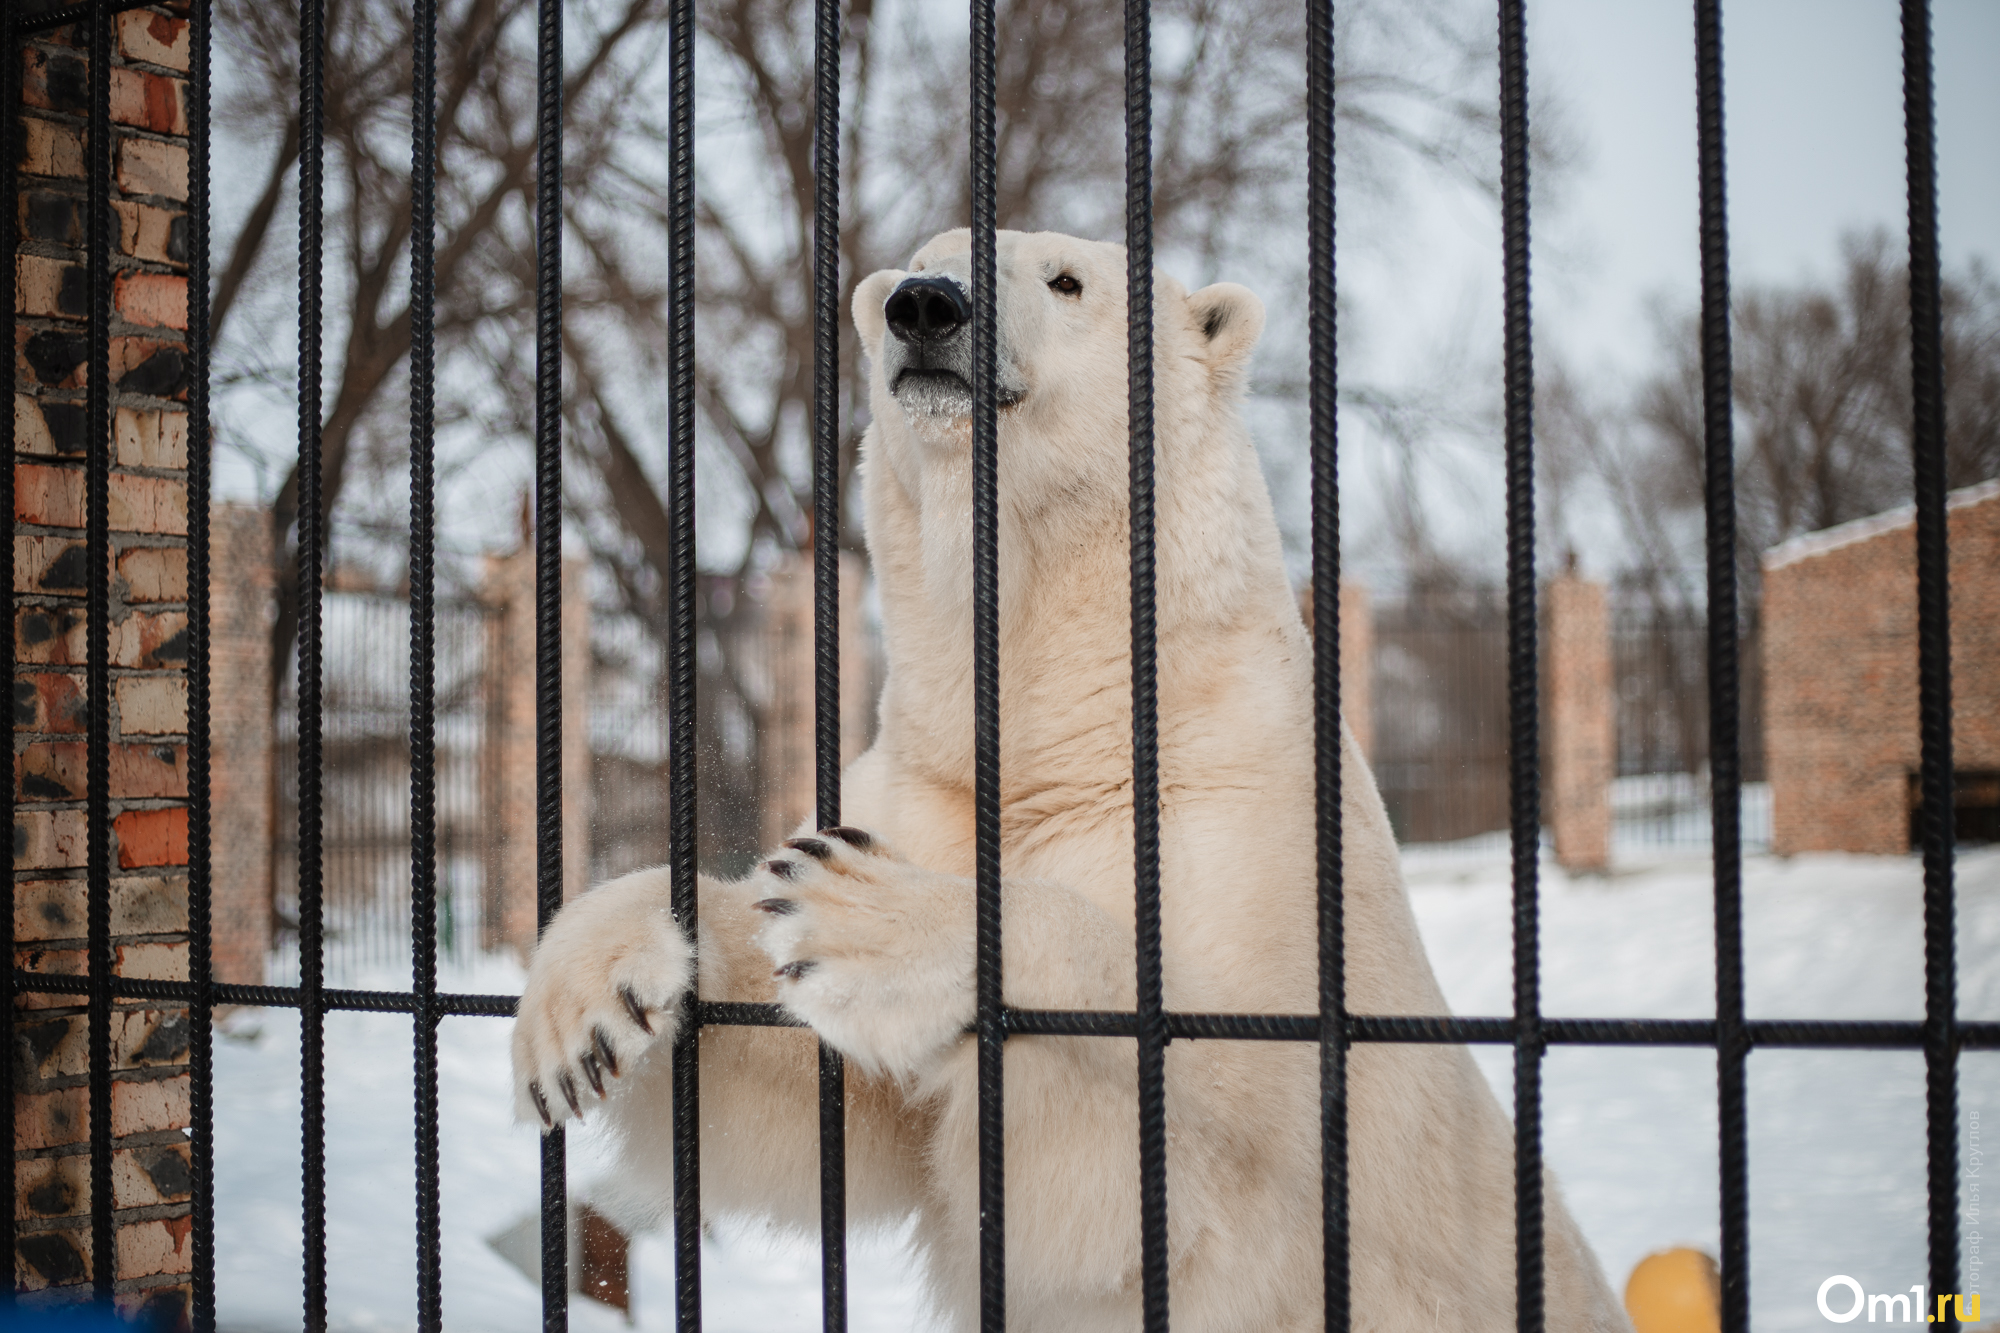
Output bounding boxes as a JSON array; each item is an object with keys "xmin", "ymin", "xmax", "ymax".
[{"xmin": 1624, "ymin": 1248, "xmax": 1721, "ymax": 1333}]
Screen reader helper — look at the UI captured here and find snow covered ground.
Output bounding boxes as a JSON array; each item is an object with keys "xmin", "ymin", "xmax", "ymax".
[{"xmin": 211, "ymin": 844, "xmax": 2000, "ymax": 1331}]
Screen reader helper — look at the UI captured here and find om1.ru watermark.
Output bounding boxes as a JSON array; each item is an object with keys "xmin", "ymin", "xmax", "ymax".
[
  {"xmin": 1816, "ymin": 1107, "xmax": 1986, "ymax": 1322},
  {"xmin": 1815, "ymin": 1280, "xmax": 1978, "ymax": 1325}
]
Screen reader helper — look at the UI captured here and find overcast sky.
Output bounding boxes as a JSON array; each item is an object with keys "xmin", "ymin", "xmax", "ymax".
[{"xmin": 1324, "ymin": 0, "xmax": 2000, "ymax": 581}]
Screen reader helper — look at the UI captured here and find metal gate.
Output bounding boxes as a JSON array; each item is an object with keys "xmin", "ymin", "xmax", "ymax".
[{"xmin": 3, "ymin": 0, "xmax": 1987, "ymax": 1330}]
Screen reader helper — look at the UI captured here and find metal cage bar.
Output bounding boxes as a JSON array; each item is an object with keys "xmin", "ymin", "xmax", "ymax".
[
  {"xmin": 1124, "ymin": 1, "xmax": 1168, "ymax": 1329},
  {"xmin": 667, "ymin": 0, "xmax": 702, "ymax": 1320},
  {"xmin": 533, "ymin": 0, "xmax": 569, "ymax": 1326},
  {"xmin": 812, "ymin": 0, "xmax": 850, "ymax": 1325},
  {"xmin": 296, "ymin": 0, "xmax": 332, "ymax": 1321},
  {"xmin": 0, "ymin": 0, "xmax": 1972, "ymax": 1328},
  {"xmin": 1496, "ymin": 2, "xmax": 1545, "ymax": 1329},
  {"xmin": 2, "ymin": 0, "xmax": 19, "ymax": 1303},
  {"xmin": 1306, "ymin": 0, "xmax": 1349, "ymax": 1324},
  {"xmin": 1692, "ymin": 3, "xmax": 1750, "ymax": 1329},
  {"xmin": 187, "ymin": 1, "xmax": 218, "ymax": 1324},
  {"xmin": 408, "ymin": 0, "xmax": 445, "ymax": 1326},
  {"xmin": 1902, "ymin": 0, "xmax": 1960, "ymax": 1318},
  {"xmin": 84, "ymin": 0, "xmax": 116, "ymax": 1303},
  {"xmin": 968, "ymin": 0, "xmax": 1006, "ymax": 1327}
]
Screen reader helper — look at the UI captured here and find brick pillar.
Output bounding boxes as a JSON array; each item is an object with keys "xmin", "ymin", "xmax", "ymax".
[
  {"xmin": 13, "ymin": 11, "xmax": 198, "ymax": 1322},
  {"xmin": 1543, "ymin": 575, "xmax": 1613, "ymax": 872},
  {"xmin": 481, "ymin": 548, "xmax": 590, "ymax": 959},
  {"xmin": 207, "ymin": 504, "xmax": 269, "ymax": 985},
  {"xmin": 1298, "ymin": 579, "xmax": 1374, "ymax": 763},
  {"xmin": 758, "ymin": 551, "xmax": 872, "ymax": 850}
]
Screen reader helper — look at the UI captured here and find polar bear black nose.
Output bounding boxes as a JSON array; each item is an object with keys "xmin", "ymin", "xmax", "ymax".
[{"xmin": 885, "ymin": 276, "xmax": 970, "ymax": 343}]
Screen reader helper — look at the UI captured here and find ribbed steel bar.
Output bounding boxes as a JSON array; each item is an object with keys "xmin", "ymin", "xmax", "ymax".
[
  {"xmin": 1123, "ymin": 0, "xmax": 1167, "ymax": 1327},
  {"xmin": 1901, "ymin": 0, "xmax": 1960, "ymax": 1319},
  {"xmin": 296, "ymin": 0, "xmax": 330, "ymax": 1321},
  {"xmin": 16, "ymin": 0, "xmax": 157, "ymax": 35},
  {"xmin": 533, "ymin": 0, "xmax": 568, "ymax": 1325},
  {"xmin": 1496, "ymin": 2, "xmax": 1543, "ymax": 1328},
  {"xmin": 969, "ymin": 0, "xmax": 1004, "ymax": 1321},
  {"xmin": 811, "ymin": 0, "xmax": 848, "ymax": 1322},
  {"xmin": 18, "ymin": 971, "xmax": 1998, "ymax": 1049},
  {"xmin": 409, "ymin": 0, "xmax": 444, "ymax": 1324},
  {"xmin": 186, "ymin": 1, "xmax": 217, "ymax": 1324},
  {"xmin": 2, "ymin": 2, "xmax": 22, "ymax": 1295},
  {"xmin": 667, "ymin": 0, "xmax": 702, "ymax": 1318},
  {"xmin": 1306, "ymin": 0, "xmax": 1346, "ymax": 1324},
  {"xmin": 86, "ymin": 0, "xmax": 116, "ymax": 1301},
  {"xmin": 1691, "ymin": 3, "xmax": 1749, "ymax": 1329}
]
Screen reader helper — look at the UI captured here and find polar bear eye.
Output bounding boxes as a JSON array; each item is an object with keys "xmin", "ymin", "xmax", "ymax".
[{"xmin": 1048, "ymin": 273, "xmax": 1082, "ymax": 297}]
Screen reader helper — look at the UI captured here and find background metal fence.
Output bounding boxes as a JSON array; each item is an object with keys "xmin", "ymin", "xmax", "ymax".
[{"xmin": 1, "ymin": 2, "xmax": 1986, "ymax": 1333}]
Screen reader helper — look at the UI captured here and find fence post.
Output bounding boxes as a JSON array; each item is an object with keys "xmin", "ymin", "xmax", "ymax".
[
  {"xmin": 759, "ymin": 550, "xmax": 870, "ymax": 848},
  {"xmin": 1543, "ymin": 573, "xmax": 1612, "ymax": 872},
  {"xmin": 1300, "ymin": 580, "xmax": 1373, "ymax": 763},
  {"xmin": 11, "ymin": 9, "xmax": 199, "ymax": 1315},
  {"xmin": 481, "ymin": 544, "xmax": 590, "ymax": 958},
  {"xmin": 207, "ymin": 502, "xmax": 270, "ymax": 984}
]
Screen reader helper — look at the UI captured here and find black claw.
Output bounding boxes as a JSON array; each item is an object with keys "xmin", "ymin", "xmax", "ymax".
[
  {"xmin": 593, "ymin": 1027, "xmax": 620, "ymax": 1078},
  {"xmin": 774, "ymin": 959, "xmax": 818, "ymax": 981},
  {"xmin": 581, "ymin": 1052, "xmax": 606, "ymax": 1098},
  {"xmin": 763, "ymin": 859, "xmax": 801, "ymax": 881},
  {"xmin": 621, "ymin": 986, "xmax": 654, "ymax": 1034},
  {"xmin": 785, "ymin": 837, "xmax": 833, "ymax": 861},
  {"xmin": 558, "ymin": 1071, "xmax": 582, "ymax": 1117},
  {"xmin": 822, "ymin": 826, "xmax": 873, "ymax": 850},
  {"xmin": 529, "ymin": 1082, "xmax": 553, "ymax": 1129},
  {"xmin": 754, "ymin": 897, "xmax": 799, "ymax": 916}
]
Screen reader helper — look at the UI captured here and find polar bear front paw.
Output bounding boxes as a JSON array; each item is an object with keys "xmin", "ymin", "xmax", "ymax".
[
  {"xmin": 510, "ymin": 866, "xmax": 692, "ymax": 1131},
  {"xmin": 752, "ymin": 827, "xmax": 974, "ymax": 1081}
]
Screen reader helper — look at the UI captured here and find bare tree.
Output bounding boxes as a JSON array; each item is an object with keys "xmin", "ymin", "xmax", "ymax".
[
  {"xmin": 210, "ymin": 0, "xmax": 672, "ymax": 684},
  {"xmin": 208, "ymin": 0, "xmax": 1566, "ymax": 855},
  {"xmin": 1629, "ymin": 231, "xmax": 2000, "ymax": 599}
]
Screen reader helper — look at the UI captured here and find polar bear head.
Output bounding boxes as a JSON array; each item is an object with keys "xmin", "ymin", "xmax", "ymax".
[
  {"xmin": 852, "ymin": 230, "xmax": 1271, "ymax": 612},
  {"xmin": 853, "ymin": 229, "xmax": 1263, "ymax": 480}
]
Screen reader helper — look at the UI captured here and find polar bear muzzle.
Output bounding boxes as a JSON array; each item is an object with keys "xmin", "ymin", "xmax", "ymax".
[{"xmin": 883, "ymin": 273, "xmax": 1021, "ymax": 417}]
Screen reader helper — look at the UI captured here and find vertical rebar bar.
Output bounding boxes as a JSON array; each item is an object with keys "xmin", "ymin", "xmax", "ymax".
[
  {"xmin": 1124, "ymin": 0, "xmax": 1167, "ymax": 1327},
  {"xmin": 187, "ymin": 2, "xmax": 218, "ymax": 1325},
  {"xmin": 968, "ymin": 0, "xmax": 1004, "ymax": 1324},
  {"xmin": 409, "ymin": 0, "xmax": 443, "ymax": 1325},
  {"xmin": 85, "ymin": 0, "xmax": 116, "ymax": 1302},
  {"xmin": 533, "ymin": 0, "xmax": 568, "ymax": 1326},
  {"xmin": 1692, "ymin": 4, "xmax": 1748, "ymax": 1329},
  {"xmin": 1901, "ymin": 0, "xmax": 1959, "ymax": 1320},
  {"xmin": 296, "ymin": 0, "xmax": 330, "ymax": 1322},
  {"xmin": 1496, "ymin": 2, "xmax": 1542, "ymax": 1329},
  {"xmin": 812, "ymin": 0, "xmax": 848, "ymax": 1324},
  {"xmin": 667, "ymin": 0, "xmax": 701, "ymax": 1321},
  {"xmin": 1306, "ymin": 0, "xmax": 1347, "ymax": 1326},
  {"xmin": 2, "ymin": 4, "xmax": 22, "ymax": 1301}
]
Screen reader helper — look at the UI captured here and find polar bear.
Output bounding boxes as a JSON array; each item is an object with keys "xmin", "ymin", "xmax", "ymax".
[{"xmin": 510, "ymin": 229, "xmax": 1628, "ymax": 1332}]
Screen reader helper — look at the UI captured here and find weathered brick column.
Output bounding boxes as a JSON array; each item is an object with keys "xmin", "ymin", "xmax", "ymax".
[
  {"xmin": 482, "ymin": 546, "xmax": 590, "ymax": 958},
  {"xmin": 758, "ymin": 550, "xmax": 872, "ymax": 850},
  {"xmin": 1543, "ymin": 574, "xmax": 1613, "ymax": 872},
  {"xmin": 1298, "ymin": 579, "xmax": 1374, "ymax": 763},
  {"xmin": 13, "ymin": 9, "xmax": 197, "ymax": 1323}
]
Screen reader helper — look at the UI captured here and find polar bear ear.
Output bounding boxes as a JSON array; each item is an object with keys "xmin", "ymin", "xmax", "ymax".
[{"xmin": 1186, "ymin": 283, "xmax": 1264, "ymax": 386}]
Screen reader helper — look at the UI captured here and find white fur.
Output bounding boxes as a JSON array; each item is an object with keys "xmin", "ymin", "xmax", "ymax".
[{"xmin": 512, "ymin": 230, "xmax": 1630, "ymax": 1332}]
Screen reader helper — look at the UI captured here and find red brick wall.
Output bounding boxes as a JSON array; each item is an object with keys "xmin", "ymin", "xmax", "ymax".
[
  {"xmin": 13, "ymin": 9, "xmax": 196, "ymax": 1324},
  {"xmin": 1763, "ymin": 480, "xmax": 2000, "ymax": 856}
]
